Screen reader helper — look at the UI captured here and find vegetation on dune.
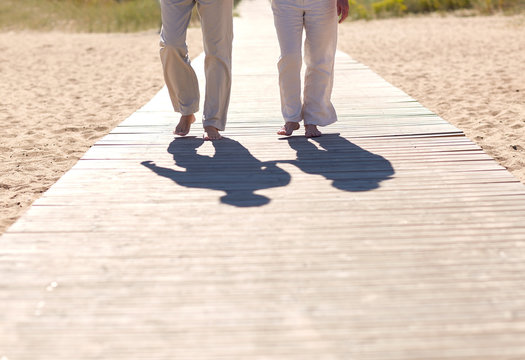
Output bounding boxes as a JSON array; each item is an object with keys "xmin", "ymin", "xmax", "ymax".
[
  {"xmin": 0, "ymin": 0, "xmax": 162, "ymax": 32},
  {"xmin": 0, "ymin": 0, "xmax": 523, "ymax": 32},
  {"xmin": 0, "ymin": 0, "xmax": 243, "ymax": 32},
  {"xmin": 352, "ymin": 0, "xmax": 525, "ymax": 19}
]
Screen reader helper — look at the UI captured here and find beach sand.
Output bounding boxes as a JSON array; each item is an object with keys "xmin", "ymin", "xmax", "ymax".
[
  {"xmin": 1, "ymin": 14, "xmax": 525, "ymax": 235},
  {"xmin": 0, "ymin": 29, "xmax": 203, "ymax": 234}
]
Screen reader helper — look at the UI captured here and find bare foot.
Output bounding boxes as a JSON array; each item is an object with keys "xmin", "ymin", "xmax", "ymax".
[
  {"xmin": 203, "ymin": 126, "xmax": 222, "ymax": 140},
  {"xmin": 174, "ymin": 114, "xmax": 196, "ymax": 136},
  {"xmin": 305, "ymin": 124, "xmax": 322, "ymax": 138},
  {"xmin": 277, "ymin": 122, "xmax": 300, "ymax": 136}
]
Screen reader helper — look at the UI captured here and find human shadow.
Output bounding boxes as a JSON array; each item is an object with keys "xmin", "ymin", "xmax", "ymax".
[
  {"xmin": 141, "ymin": 137, "xmax": 291, "ymax": 207},
  {"xmin": 281, "ymin": 134, "xmax": 394, "ymax": 192}
]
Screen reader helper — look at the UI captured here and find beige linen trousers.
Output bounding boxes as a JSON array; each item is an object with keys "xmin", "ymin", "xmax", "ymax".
[
  {"xmin": 159, "ymin": 0, "xmax": 233, "ymax": 131},
  {"xmin": 272, "ymin": 0, "xmax": 338, "ymax": 126}
]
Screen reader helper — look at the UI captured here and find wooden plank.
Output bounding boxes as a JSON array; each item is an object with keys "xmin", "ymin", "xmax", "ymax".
[{"xmin": 1, "ymin": 0, "xmax": 525, "ymax": 359}]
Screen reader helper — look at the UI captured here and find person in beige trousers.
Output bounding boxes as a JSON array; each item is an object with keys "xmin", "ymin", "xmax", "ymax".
[
  {"xmin": 272, "ymin": 0, "xmax": 349, "ymax": 137},
  {"xmin": 159, "ymin": 0, "xmax": 233, "ymax": 140}
]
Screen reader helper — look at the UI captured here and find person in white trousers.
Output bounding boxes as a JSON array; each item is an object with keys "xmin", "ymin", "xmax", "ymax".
[
  {"xmin": 159, "ymin": 0, "xmax": 233, "ymax": 140},
  {"xmin": 272, "ymin": 0, "xmax": 349, "ymax": 137}
]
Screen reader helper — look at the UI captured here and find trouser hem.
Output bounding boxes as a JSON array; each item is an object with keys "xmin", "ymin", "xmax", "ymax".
[
  {"xmin": 174, "ymin": 106, "xmax": 199, "ymax": 116},
  {"xmin": 303, "ymin": 117, "xmax": 338, "ymax": 127},
  {"xmin": 202, "ymin": 119, "xmax": 226, "ymax": 132}
]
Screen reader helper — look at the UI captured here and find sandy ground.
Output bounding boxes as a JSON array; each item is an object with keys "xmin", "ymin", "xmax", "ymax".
[
  {"xmin": 338, "ymin": 14, "xmax": 525, "ymax": 182},
  {"xmin": 1, "ymin": 14, "xmax": 525, "ymax": 235},
  {"xmin": 0, "ymin": 29, "xmax": 203, "ymax": 234}
]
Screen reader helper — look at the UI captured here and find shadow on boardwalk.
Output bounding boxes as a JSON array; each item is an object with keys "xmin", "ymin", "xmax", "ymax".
[
  {"xmin": 142, "ymin": 137, "xmax": 291, "ymax": 207},
  {"xmin": 142, "ymin": 134, "xmax": 394, "ymax": 207},
  {"xmin": 282, "ymin": 134, "xmax": 394, "ymax": 192}
]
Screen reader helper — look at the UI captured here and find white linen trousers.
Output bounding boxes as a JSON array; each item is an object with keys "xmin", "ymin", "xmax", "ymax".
[
  {"xmin": 272, "ymin": 0, "xmax": 338, "ymax": 126},
  {"xmin": 159, "ymin": 0, "xmax": 233, "ymax": 131}
]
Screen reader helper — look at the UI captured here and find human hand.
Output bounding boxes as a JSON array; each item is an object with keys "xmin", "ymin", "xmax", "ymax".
[{"xmin": 337, "ymin": 0, "xmax": 349, "ymax": 23}]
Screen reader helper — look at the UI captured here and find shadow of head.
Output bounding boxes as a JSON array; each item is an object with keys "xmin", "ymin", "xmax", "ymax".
[
  {"xmin": 142, "ymin": 137, "xmax": 290, "ymax": 207},
  {"xmin": 284, "ymin": 134, "xmax": 394, "ymax": 192},
  {"xmin": 221, "ymin": 190, "xmax": 270, "ymax": 207}
]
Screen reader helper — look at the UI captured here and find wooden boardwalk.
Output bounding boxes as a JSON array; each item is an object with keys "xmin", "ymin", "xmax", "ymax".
[{"xmin": 2, "ymin": 1, "xmax": 525, "ymax": 359}]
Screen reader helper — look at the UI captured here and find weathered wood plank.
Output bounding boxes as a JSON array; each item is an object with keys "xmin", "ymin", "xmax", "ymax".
[{"xmin": 1, "ymin": 0, "xmax": 525, "ymax": 359}]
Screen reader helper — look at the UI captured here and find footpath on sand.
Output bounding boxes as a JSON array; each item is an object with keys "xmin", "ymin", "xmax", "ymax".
[{"xmin": 2, "ymin": 0, "xmax": 525, "ymax": 359}]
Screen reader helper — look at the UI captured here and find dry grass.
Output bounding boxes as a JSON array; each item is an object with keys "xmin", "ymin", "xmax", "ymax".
[{"xmin": 0, "ymin": 0, "xmax": 244, "ymax": 32}]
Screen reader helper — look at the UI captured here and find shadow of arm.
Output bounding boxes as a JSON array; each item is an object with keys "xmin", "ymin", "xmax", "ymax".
[{"xmin": 141, "ymin": 160, "xmax": 182, "ymax": 181}]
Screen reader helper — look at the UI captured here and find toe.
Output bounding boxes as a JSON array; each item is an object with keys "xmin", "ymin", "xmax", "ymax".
[
  {"xmin": 278, "ymin": 122, "xmax": 299, "ymax": 136},
  {"xmin": 174, "ymin": 125, "xmax": 185, "ymax": 136}
]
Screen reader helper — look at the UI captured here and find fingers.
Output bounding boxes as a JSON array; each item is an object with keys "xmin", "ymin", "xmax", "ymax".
[
  {"xmin": 337, "ymin": 0, "xmax": 350, "ymax": 23},
  {"xmin": 338, "ymin": 7, "xmax": 349, "ymax": 23}
]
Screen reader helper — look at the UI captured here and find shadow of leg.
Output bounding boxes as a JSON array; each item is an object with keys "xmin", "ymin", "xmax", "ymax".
[
  {"xmin": 142, "ymin": 137, "xmax": 291, "ymax": 207},
  {"xmin": 285, "ymin": 134, "xmax": 394, "ymax": 192}
]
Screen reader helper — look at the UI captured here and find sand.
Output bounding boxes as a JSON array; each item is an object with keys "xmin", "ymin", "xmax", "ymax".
[
  {"xmin": 338, "ymin": 13, "xmax": 525, "ymax": 182},
  {"xmin": 0, "ymin": 29, "xmax": 203, "ymax": 234},
  {"xmin": 1, "ymin": 13, "xmax": 525, "ymax": 235}
]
